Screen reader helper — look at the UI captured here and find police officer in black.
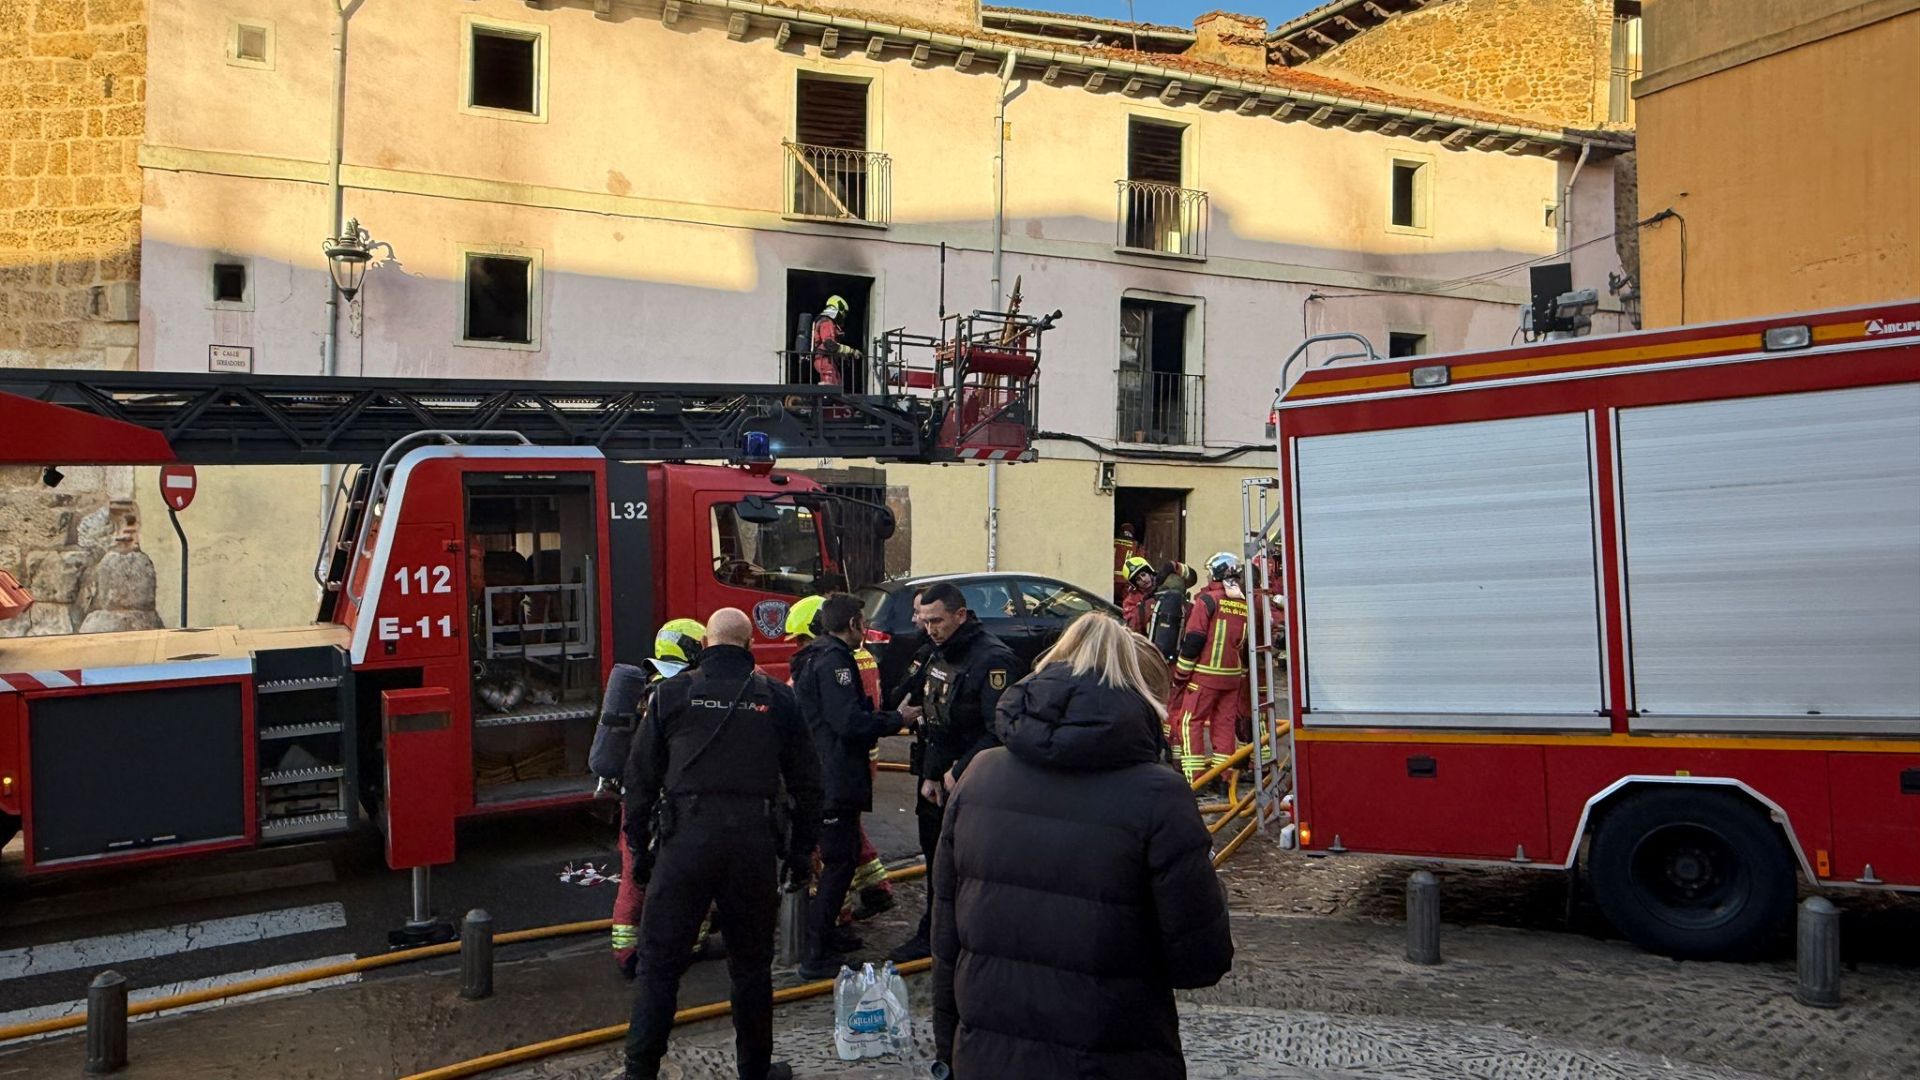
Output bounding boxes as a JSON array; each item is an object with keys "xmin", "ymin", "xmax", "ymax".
[
  {"xmin": 790, "ymin": 593, "xmax": 910, "ymax": 980},
  {"xmin": 623, "ymin": 608, "xmax": 822, "ymax": 1080},
  {"xmin": 888, "ymin": 581, "xmax": 1026, "ymax": 963}
]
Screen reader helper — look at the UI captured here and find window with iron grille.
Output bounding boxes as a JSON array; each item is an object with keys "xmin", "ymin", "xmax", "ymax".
[
  {"xmin": 788, "ymin": 75, "xmax": 888, "ymax": 223},
  {"xmin": 1119, "ymin": 119, "xmax": 1206, "ymax": 257},
  {"xmin": 1117, "ymin": 298, "xmax": 1202, "ymax": 445},
  {"xmin": 1609, "ymin": 8, "xmax": 1643, "ymax": 124}
]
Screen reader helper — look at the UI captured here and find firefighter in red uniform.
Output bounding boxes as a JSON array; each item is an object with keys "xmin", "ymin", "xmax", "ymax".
[
  {"xmin": 811, "ymin": 296, "xmax": 860, "ymax": 388},
  {"xmin": 1169, "ymin": 552, "xmax": 1251, "ymax": 796},
  {"xmin": 1119, "ymin": 555, "xmax": 1158, "ymax": 635},
  {"xmin": 1112, "ymin": 524, "xmax": 1138, "ymax": 604}
]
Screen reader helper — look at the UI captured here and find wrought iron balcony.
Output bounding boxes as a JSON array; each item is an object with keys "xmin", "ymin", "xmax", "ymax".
[
  {"xmin": 1116, "ymin": 180, "xmax": 1208, "ymax": 258},
  {"xmin": 785, "ymin": 141, "xmax": 891, "ymax": 226},
  {"xmin": 1116, "ymin": 369, "xmax": 1204, "ymax": 446}
]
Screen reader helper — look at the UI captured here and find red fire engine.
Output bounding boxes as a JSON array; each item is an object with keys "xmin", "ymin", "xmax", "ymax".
[
  {"xmin": 1262, "ymin": 301, "xmax": 1919, "ymax": 960},
  {"xmin": 0, "ymin": 307, "xmax": 1049, "ymax": 913}
]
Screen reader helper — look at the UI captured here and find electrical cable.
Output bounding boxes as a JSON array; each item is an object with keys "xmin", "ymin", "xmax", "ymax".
[{"xmin": 1036, "ymin": 431, "xmax": 1265, "ymax": 463}]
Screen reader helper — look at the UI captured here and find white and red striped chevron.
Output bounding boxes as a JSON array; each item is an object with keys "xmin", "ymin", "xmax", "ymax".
[{"xmin": 1, "ymin": 670, "xmax": 82, "ymax": 693}]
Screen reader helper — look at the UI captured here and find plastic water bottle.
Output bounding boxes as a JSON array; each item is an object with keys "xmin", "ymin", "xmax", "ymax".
[
  {"xmin": 882, "ymin": 960, "xmax": 914, "ymax": 1056},
  {"xmin": 832, "ymin": 965, "xmax": 861, "ymax": 1061},
  {"xmin": 852, "ymin": 963, "xmax": 889, "ymax": 1058}
]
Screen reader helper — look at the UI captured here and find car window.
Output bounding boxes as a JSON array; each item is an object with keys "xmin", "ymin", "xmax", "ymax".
[
  {"xmin": 955, "ymin": 579, "xmax": 1025, "ymax": 622},
  {"xmin": 856, "ymin": 586, "xmax": 892, "ymax": 626},
  {"xmin": 1017, "ymin": 580, "xmax": 1097, "ymax": 620},
  {"xmin": 710, "ymin": 501, "xmax": 821, "ymax": 597}
]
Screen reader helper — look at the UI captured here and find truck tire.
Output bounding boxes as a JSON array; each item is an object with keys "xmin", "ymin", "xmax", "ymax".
[{"xmin": 1587, "ymin": 786, "xmax": 1796, "ymax": 961}]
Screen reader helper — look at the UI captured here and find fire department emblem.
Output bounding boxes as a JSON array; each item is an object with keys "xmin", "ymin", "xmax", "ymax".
[
  {"xmin": 988, "ymin": 669, "xmax": 1008, "ymax": 690},
  {"xmin": 753, "ymin": 599, "xmax": 789, "ymax": 638}
]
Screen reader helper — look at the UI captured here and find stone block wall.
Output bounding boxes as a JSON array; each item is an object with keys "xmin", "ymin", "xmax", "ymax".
[
  {"xmin": 1307, "ymin": 0, "xmax": 1618, "ymax": 129},
  {"xmin": 1, "ymin": 0, "xmax": 158, "ymax": 637}
]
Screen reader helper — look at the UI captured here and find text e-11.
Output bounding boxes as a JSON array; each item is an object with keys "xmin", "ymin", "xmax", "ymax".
[{"xmin": 379, "ymin": 614, "xmax": 454, "ymax": 641}]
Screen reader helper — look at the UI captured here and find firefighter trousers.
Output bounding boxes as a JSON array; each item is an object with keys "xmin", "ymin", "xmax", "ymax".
[
  {"xmin": 807, "ymin": 812, "xmax": 862, "ymax": 961},
  {"xmin": 625, "ymin": 799, "xmax": 779, "ymax": 1080},
  {"xmin": 612, "ymin": 805, "xmax": 646, "ymax": 971},
  {"xmin": 1172, "ymin": 681, "xmax": 1246, "ymax": 782}
]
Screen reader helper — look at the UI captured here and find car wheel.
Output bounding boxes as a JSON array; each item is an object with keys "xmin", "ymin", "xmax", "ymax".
[{"xmin": 1587, "ymin": 786, "xmax": 1796, "ymax": 961}]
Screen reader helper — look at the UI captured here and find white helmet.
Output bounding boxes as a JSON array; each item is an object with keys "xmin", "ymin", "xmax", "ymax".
[{"xmin": 1206, "ymin": 551, "xmax": 1241, "ymax": 582}]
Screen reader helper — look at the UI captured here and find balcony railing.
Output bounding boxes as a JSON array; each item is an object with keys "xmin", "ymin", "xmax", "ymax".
[
  {"xmin": 1116, "ymin": 370, "xmax": 1204, "ymax": 446},
  {"xmin": 785, "ymin": 141, "xmax": 891, "ymax": 226},
  {"xmin": 1116, "ymin": 180, "xmax": 1208, "ymax": 258}
]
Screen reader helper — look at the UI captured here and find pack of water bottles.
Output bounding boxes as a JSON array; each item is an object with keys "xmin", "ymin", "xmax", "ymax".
[{"xmin": 832, "ymin": 961, "xmax": 913, "ymax": 1060}]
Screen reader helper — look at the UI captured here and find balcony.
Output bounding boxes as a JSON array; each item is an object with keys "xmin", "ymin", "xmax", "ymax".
[
  {"xmin": 1116, "ymin": 180, "xmax": 1208, "ymax": 259},
  {"xmin": 1116, "ymin": 370, "xmax": 1204, "ymax": 446},
  {"xmin": 785, "ymin": 141, "xmax": 891, "ymax": 227}
]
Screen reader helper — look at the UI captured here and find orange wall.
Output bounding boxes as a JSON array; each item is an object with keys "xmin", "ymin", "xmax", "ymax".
[{"xmin": 1635, "ymin": 10, "xmax": 1920, "ymax": 326}]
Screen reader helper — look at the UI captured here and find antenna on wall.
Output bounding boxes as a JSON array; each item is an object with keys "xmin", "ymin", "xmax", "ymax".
[
  {"xmin": 938, "ymin": 242, "xmax": 947, "ymax": 320},
  {"xmin": 1127, "ymin": 0, "xmax": 1139, "ymax": 51}
]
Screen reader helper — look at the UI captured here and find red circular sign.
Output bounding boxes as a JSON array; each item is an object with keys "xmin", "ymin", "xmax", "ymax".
[{"xmin": 158, "ymin": 464, "xmax": 198, "ymax": 512}]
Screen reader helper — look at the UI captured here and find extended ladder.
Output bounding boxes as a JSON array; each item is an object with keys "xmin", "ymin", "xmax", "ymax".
[{"xmin": 1240, "ymin": 478, "xmax": 1293, "ymax": 838}]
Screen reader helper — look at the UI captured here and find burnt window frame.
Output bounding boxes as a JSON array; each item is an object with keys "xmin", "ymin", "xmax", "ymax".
[
  {"xmin": 462, "ymin": 16, "xmax": 548, "ymax": 122},
  {"xmin": 459, "ymin": 246, "xmax": 542, "ymax": 351}
]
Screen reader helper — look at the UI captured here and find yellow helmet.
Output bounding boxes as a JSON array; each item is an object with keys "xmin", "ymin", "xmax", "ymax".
[
  {"xmin": 1123, "ymin": 556, "xmax": 1154, "ymax": 584},
  {"xmin": 654, "ymin": 617, "xmax": 706, "ymax": 663},
  {"xmin": 824, "ymin": 295, "xmax": 849, "ymax": 319},
  {"xmin": 785, "ymin": 594, "xmax": 826, "ymax": 640}
]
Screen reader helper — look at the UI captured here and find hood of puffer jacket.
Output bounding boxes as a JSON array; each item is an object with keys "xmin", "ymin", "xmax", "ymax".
[{"xmin": 994, "ymin": 664, "xmax": 1165, "ymax": 772}]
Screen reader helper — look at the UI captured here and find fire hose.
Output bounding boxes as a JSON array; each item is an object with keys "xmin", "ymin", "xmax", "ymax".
[{"xmin": 0, "ymin": 862, "xmax": 930, "ymax": 1045}]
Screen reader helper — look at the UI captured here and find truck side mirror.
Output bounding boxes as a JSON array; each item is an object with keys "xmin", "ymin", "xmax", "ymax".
[{"xmin": 873, "ymin": 507, "xmax": 896, "ymax": 541}]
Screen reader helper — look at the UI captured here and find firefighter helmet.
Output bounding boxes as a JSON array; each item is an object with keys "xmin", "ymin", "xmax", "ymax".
[
  {"xmin": 785, "ymin": 594, "xmax": 826, "ymax": 640},
  {"xmin": 823, "ymin": 295, "xmax": 849, "ymax": 320},
  {"xmin": 654, "ymin": 618, "xmax": 706, "ymax": 663},
  {"xmin": 1206, "ymin": 552, "xmax": 1241, "ymax": 582},
  {"xmin": 1123, "ymin": 555, "xmax": 1155, "ymax": 587}
]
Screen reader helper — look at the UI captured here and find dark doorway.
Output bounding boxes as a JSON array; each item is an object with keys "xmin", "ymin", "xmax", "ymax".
[
  {"xmin": 1118, "ymin": 299, "xmax": 1196, "ymax": 444},
  {"xmin": 784, "ymin": 270, "xmax": 874, "ymax": 392},
  {"xmin": 1114, "ymin": 487, "xmax": 1188, "ymax": 572}
]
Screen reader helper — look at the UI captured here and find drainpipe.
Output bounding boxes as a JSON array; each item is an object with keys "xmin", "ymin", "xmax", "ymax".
[
  {"xmin": 985, "ymin": 52, "xmax": 1015, "ymax": 573},
  {"xmin": 1559, "ymin": 142, "xmax": 1591, "ymax": 256},
  {"xmin": 320, "ymin": 1, "xmax": 360, "ymax": 559}
]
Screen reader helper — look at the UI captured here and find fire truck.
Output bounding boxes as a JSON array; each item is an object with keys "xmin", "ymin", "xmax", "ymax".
[
  {"xmin": 0, "ymin": 307, "xmax": 1050, "ymax": 910},
  {"xmin": 1257, "ymin": 301, "xmax": 1920, "ymax": 960}
]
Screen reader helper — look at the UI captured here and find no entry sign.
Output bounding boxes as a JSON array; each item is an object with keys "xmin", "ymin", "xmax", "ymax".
[{"xmin": 159, "ymin": 464, "xmax": 198, "ymax": 512}]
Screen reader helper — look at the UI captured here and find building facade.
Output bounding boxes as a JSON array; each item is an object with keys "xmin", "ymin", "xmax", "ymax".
[
  {"xmin": 5, "ymin": 0, "xmax": 1635, "ymax": 631},
  {"xmin": 1634, "ymin": 0, "xmax": 1920, "ymax": 327}
]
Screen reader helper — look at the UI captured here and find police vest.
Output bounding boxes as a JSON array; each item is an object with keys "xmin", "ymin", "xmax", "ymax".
[{"xmin": 661, "ymin": 670, "xmax": 784, "ymax": 799}]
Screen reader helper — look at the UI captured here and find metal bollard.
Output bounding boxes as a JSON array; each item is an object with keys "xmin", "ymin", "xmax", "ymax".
[
  {"xmin": 1405, "ymin": 870, "xmax": 1441, "ymax": 966},
  {"xmin": 460, "ymin": 909, "xmax": 494, "ymax": 1000},
  {"xmin": 1794, "ymin": 896, "xmax": 1841, "ymax": 1008},
  {"xmin": 84, "ymin": 970, "xmax": 128, "ymax": 1074}
]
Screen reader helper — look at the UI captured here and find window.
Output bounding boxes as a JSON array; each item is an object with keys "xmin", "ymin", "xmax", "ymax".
[
  {"xmin": 211, "ymin": 261, "xmax": 249, "ymax": 307},
  {"xmin": 783, "ymin": 269, "xmax": 873, "ymax": 389},
  {"xmin": 1543, "ymin": 202, "xmax": 1560, "ymax": 231},
  {"xmin": 710, "ymin": 502, "xmax": 825, "ymax": 597},
  {"xmin": 464, "ymin": 18, "xmax": 546, "ymax": 119},
  {"xmin": 1017, "ymin": 580, "xmax": 1098, "ymax": 620},
  {"xmin": 954, "ymin": 579, "xmax": 1024, "ymax": 622},
  {"xmin": 463, "ymin": 252, "xmax": 536, "ymax": 346},
  {"xmin": 227, "ymin": 20, "xmax": 273, "ymax": 69},
  {"xmin": 1121, "ymin": 118, "xmax": 1206, "ymax": 256},
  {"xmin": 1389, "ymin": 332, "xmax": 1427, "ymax": 358},
  {"xmin": 789, "ymin": 75, "xmax": 884, "ymax": 223},
  {"xmin": 1609, "ymin": 5, "xmax": 1643, "ymax": 125},
  {"xmin": 1390, "ymin": 158, "xmax": 1429, "ymax": 231},
  {"xmin": 1118, "ymin": 298, "xmax": 1200, "ymax": 445}
]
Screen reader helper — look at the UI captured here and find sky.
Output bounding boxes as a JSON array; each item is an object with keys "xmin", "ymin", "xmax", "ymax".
[{"xmin": 1024, "ymin": 1, "xmax": 1326, "ymax": 29}]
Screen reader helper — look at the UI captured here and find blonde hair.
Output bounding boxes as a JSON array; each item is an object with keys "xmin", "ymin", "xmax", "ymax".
[{"xmin": 1033, "ymin": 613, "xmax": 1169, "ymax": 722}]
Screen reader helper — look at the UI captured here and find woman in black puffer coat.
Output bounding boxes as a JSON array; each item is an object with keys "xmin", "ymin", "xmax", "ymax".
[{"xmin": 931, "ymin": 613, "xmax": 1233, "ymax": 1079}]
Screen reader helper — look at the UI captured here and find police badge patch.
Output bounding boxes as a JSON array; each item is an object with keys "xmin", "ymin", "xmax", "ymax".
[
  {"xmin": 836, "ymin": 668, "xmax": 854, "ymax": 686},
  {"xmin": 753, "ymin": 599, "xmax": 789, "ymax": 639},
  {"xmin": 988, "ymin": 670, "xmax": 1007, "ymax": 690}
]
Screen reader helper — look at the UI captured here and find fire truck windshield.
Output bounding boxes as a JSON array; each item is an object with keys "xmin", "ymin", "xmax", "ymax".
[{"xmin": 710, "ymin": 501, "xmax": 824, "ymax": 596}]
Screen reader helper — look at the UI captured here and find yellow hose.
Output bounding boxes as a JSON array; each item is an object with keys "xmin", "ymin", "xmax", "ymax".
[
  {"xmin": 1213, "ymin": 815, "xmax": 1260, "ymax": 867},
  {"xmin": 1206, "ymin": 792, "xmax": 1257, "ymax": 836},
  {"xmin": 400, "ymin": 958, "xmax": 936, "ymax": 1080}
]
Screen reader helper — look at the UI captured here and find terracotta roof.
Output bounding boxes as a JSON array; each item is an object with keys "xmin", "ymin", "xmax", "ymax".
[
  {"xmin": 982, "ymin": 5, "xmax": 1192, "ymax": 36},
  {"xmin": 729, "ymin": 1, "xmax": 1626, "ymax": 144}
]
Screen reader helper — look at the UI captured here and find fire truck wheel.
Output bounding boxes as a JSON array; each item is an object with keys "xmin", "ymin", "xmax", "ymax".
[{"xmin": 1587, "ymin": 787, "xmax": 1796, "ymax": 961}]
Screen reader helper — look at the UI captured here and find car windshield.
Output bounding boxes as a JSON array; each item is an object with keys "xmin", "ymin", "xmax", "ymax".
[
  {"xmin": 710, "ymin": 501, "xmax": 823, "ymax": 597},
  {"xmin": 1018, "ymin": 580, "xmax": 1096, "ymax": 619}
]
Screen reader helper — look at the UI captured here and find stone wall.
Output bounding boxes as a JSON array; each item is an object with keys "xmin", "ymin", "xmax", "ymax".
[
  {"xmin": 1306, "ymin": 0, "xmax": 1617, "ymax": 129},
  {"xmin": 0, "ymin": 0, "xmax": 157, "ymax": 637}
]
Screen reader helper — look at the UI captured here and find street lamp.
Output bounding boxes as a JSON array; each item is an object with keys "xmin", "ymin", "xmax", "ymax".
[{"xmin": 322, "ymin": 218, "xmax": 376, "ymax": 301}]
